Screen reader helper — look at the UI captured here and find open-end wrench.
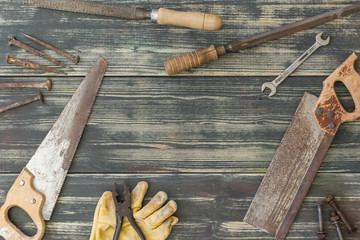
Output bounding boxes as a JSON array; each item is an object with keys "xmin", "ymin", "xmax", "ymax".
[{"xmin": 261, "ymin": 32, "xmax": 330, "ymax": 97}]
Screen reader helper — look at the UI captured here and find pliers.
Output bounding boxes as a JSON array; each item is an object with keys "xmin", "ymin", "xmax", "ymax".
[{"xmin": 112, "ymin": 181, "xmax": 146, "ymax": 240}]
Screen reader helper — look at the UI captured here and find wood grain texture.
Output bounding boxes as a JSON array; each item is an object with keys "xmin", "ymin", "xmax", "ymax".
[
  {"xmin": 1, "ymin": 0, "xmax": 360, "ymax": 239},
  {"xmin": 1, "ymin": 76, "xmax": 360, "ymax": 174},
  {"xmin": 0, "ymin": 0, "xmax": 359, "ymax": 76},
  {"xmin": 0, "ymin": 173, "xmax": 359, "ymax": 239}
]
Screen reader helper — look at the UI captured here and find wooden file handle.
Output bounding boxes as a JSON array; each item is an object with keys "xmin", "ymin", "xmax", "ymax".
[
  {"xmin": 156, "ymin": 8, "xmax": 222, "ymax": 31},
  {"xmin": 314, "ymin": 53, "xmax": 360, "ymax": 135},
  {"xmin": 164, "ymin": 45, "xmax": 226, "ymax": 75},
  {"xmin": 0, "ymin": 168, "xmax": 45, "ymax": 240}
]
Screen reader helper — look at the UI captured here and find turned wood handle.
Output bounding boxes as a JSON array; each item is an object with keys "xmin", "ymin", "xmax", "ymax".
[
  {"xmin": 314, "ymin": 53, "xmax": 360, "ymax": 135},
  {"xmin": 156, "ymin": 8, "xmax": 222, "ymax": 30},
  {"xmin": 0, "ymin": 168, "xmax": 45, "ymax": 240},
  {"xmin": 164, "ymin": 45, "xmax": 226, "ymax": 75}
]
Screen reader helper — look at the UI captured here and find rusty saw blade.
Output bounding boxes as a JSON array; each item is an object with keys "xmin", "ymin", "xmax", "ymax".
[
  {"xmin": 244, "ymin": 53, "xmax": 360, "ymax": 239},
  {"xmin": 0, "ymin": 56, "xmax": 108, "ymax": 240}
]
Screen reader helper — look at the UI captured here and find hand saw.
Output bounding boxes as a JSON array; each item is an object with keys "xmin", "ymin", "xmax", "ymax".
[
  {"xmin": 24, "ymin": 0, "xmax": 222, "ymax": 31},
  {"xmin": 164, "ymin": 4, "xmax": 360, "ymax": 74},
  {"xmin": 0, "ymin": 57, "xmax": 108, "ymax": 240},
  {"xmin": 243, "ymin": 53, "xmax": 360, "ymax": 239}
]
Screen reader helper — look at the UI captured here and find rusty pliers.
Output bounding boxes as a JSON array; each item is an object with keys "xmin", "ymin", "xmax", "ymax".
[{"xmin": 112, "ymin": 181, "xmax": 146, "ymax": 240}]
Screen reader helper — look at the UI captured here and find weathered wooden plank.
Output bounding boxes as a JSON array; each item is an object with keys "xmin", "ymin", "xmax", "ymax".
[
  {"xmin": 0, "ymin": 0, "xmax": 359, "ymax": 76},
  {"xmin": 1, "ymin": 76, "xmax": 360, "ymax": 174},
  {"xmin": 0, "ymin": 173, "xmax": 359, "ymax": 239}
]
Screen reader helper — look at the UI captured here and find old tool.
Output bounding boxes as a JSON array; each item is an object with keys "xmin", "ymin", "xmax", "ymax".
[
  {"xmin": 244, "ymin": 53, "xmax": 360, "ymax": 239},
  {"xmin": 8, "ymin": 35, "xmax": 67, "ymax": 68},
  {"xmin": 330, "ymin": 212, "xmax": 344, "ymax": 240},
  {"xmin": 0, "ymin": 78, "xmax": 52, "ymax": 91},
  {"xmin": 112, "ymin": 181, "xmax": 145, "ymax": 240},
  {"xmin": 21, "ymin": 33, "xmax": 80, "ymax": 64},
  {"xmin": 164, "ymin": 4, "xmax": 360, "ymax": 74},
  {"xmin": 316, "ymin": 201, "xmax": 326, "ymax": 240},
  {"xmin": 24, "ymin": 0, "xmax": 222, "ymax": 31},
  {"xmin": 0, "ymin": 92, "xmax": 44, "ymax": 114},
  {"xmin": 326, "ymin": 194, "xmax": 356, "ymax": 233},
  {"xmin": 261, "ymin": 32, "xmax": 330, "ymax": 97},
  {"xmin": 0, "ymin": 57, "xmax": 108, "ymax": 239},
  {"xmin": 6, "ymin": 56, "xmax": 67, "ymax": 75}
]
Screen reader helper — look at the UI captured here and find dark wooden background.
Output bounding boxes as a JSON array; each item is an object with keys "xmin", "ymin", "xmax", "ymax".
[{"xmin": 1, "ymin": 0, "xmax": 360, "ymax": 239}]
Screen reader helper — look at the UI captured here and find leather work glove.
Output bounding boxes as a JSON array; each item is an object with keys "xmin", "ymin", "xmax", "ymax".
[{"xmin": 90, "ymin": 181, "xmax": 178, "ymax": 240}]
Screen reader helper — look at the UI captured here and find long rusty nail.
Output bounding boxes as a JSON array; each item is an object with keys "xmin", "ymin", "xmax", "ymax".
[
  {"xmin": 8, "ymin": 35, "xmax": 67, "ymax": 68},
  {"xmin": 0, "ymin": 92, "xmax": 44, "ymax": 114},
  {"xmin": 21, "ymin": 33, "xmax": 80, "ymax": 64},
  {"xmin": 316, "ymin": 201, "xmax": 326, "ymax": 240},
  {"xmin": 330, "ymin": 212, "xmax": 344, "ymax": 240},
  {"xmin": 0, "ymin": 78, "xmax": 52, "ymax": 91},
  {"xmin": 326, "ymin": 194, "xmax": 357, "ymax": 234},
  {"xmin": 6, "ymin": 56, "xmax": 67, "ymax": 75}
]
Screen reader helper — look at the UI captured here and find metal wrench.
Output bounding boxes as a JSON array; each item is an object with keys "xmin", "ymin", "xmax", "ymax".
[{"xmin": 261, "ymin": 32, "xmax": 330, "ymax": 97}]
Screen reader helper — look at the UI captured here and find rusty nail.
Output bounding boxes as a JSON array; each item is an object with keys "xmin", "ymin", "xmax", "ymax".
[
  {"xmin": 330, "ymin": 212, "xmax": 344, "ymax": 240},
  {"xmin": 6, "ymin": 56, "xmax": 67, "ymax": 75},
  {"xmin": 316, "ymin": 201, "xmax": 326, "ymax": 240},
  {"xmin": 316, "ymin": 107, "xmax": 324, "ymax": 115},
  {"xmin": 328, "ymin": 122, "xmax": 336, "ymax": 129},
  {"xmin": 327, "ymin": 110, "xmax": 335, "ymax": 118},
  {"xmin": 8, "ymin": 35, "xmax": 67, "ymax": 68},
  {"xmin": 21, "ymin": 33, "xmax": 80, "ymax": 64},
  {"xmin": 326, "ymin": 194, "xmax": 356, "ymax": 234},
  {"xmin": 0, "ymin": 78, "xmax": 52, "ymax": 91},
  {"xmin": 0, "ymin": 92, "xmax": 44, "ymax": 114}
]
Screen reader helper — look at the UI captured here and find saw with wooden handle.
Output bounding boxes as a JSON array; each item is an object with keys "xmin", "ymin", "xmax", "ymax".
[
  {"xmin": 164, "ymin": 3, "xmax": 360, "ymax": 74},
  {"xmin": 243, "ymin": 53, "xmax": 360, "ymax": 239},
  {"xmin": 24, "ymin": 0, "xmax": 222, "ymax": 31},
  {"xmin": 0, "ymin": 57, "xmax": 108, "ymax": 240}
]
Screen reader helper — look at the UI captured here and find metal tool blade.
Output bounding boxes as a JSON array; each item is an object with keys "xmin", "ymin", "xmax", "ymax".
[
  {"xmin": 225, "ymin": 4, "xmax": 360, "ymax": 52},
  {"xmin": 243, "ymin": 92, "xmax": 334, "ymax": 239},
  {"xmin": 24, "ymin": 0, "xmax": 150, "ymax": 20},
  {"xmin": 25, "ymin": 57, "xmax": 108, "ymax": 220}
]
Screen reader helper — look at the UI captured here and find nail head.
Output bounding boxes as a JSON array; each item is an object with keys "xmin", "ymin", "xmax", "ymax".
[
  {"xmin": 328, "ymin": 122, "xmax": 336, "ymax": 129},
  {"xmin": 316, "ymin": 107, "xmax": 324, "ymax": 115},
  {"xmin": 327, "ymin": 110, "xmax": 335, "ymax": 118}
]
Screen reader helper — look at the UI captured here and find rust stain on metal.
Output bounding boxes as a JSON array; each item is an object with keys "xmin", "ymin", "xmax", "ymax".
[
  {"xmin": 25, "ymin": 57, "xmax": 108, "ymax": 220},
  {"xmin": 244, "ymin": 93, "xmax": 334, "ymax": 239},
  {"xmin": 326, "ymin": 194, "xmax": 357, "ymax": 233},
  {"xmin": 0, "ymin": 92, "xmax": 44, "ymax": 114},
  {"xmin": 22, "ymin": 33, "xmax": 80, "ymax": 64},
  {"xmin": 24, "ymin": 0, "xmax": 150, "ymax": 20},
  {"xmin": 8, "ymin": 35, "xmax": 67, "ymax": 68},
  {"xmin": 225, "ymin": 4, "xmax": 360, "ymax": 52},
  {"xmin": 6, "ymin": 56, "xmax": 67, "ymax": 75},
  {"xmin": 0, "ymin": 78, "xmax": 52, "ymax": 91}
]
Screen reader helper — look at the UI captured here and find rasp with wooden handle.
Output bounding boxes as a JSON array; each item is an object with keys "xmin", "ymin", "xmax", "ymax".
[
  {"xmin": 243, "ymin": 53, "xmax": 360, "ymax": 239},
  {"xmin": 164, "ymin": 3, "xmax": 360, "ymax": 74},
  {"xmin": 24, "ymin": 0, "xmax": 222, "ymax": 31},
  {"xmin": 0, "ymin": 57, "xmax": 108, "ymax": 240}
]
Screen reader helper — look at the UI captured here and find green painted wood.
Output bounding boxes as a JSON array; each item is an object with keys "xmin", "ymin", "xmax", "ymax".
[
  {"xmin": 1, "ymin": 1, "xmax": 360, "ymax": 239},
  {"xmin": 1, "ymin": 76, "xmax": 360, "ymax": 174},
  {"xmin": 0, "ymin": 173, "xmax": 359, "ymax": 239},
  {"xmin": 0, "ymin": 0, "xmax": 359, "ymax": 76}
]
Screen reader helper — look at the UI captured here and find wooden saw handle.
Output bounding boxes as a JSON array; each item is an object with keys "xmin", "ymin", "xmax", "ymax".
[
  {"xmin": 156, "ymin": 8, "xmax": 222, "ymax": 31},
  {"xmin": 164, "ymin": 45, "xmax": 226, "ymax": 75},
  {"xmin": 314, "ymin": 53, "xmax": 360, "ymax": 135},
  {"xmin": 0, "ymin": 168, "xmax": 45, "ymax": 240}
]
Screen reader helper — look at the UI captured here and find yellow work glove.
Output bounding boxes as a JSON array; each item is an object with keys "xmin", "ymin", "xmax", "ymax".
[{"xmin": 90, "ymin": 181, "xmax": 178, "ymax": 240}]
